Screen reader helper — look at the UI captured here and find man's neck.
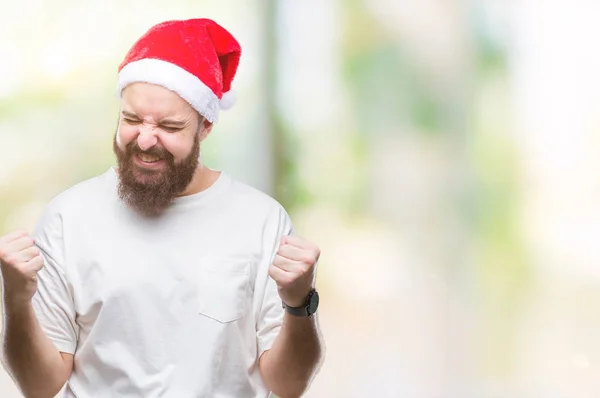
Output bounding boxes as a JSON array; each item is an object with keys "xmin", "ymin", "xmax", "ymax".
[{"xmin": 180, "ymin": 167, "xmax": 221, "ymax": 197}]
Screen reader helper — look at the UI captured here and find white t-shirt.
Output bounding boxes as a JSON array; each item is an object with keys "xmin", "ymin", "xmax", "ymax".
[{"xmin": 31, "ymin": 168, "xmax": 293, "ymax": 397}]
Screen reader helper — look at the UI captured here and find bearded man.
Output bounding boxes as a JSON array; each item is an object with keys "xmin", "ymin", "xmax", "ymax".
[{"xmin": 0, "ymin": 18, "xmax": 324, "ymax": 398}]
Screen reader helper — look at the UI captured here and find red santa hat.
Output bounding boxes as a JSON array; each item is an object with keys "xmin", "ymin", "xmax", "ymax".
[{"xmin": 116, "ymin": 18, "xmax": 241, "ymax": 123}]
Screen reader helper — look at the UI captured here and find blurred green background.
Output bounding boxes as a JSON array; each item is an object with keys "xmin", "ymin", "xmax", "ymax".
[{"xmin": 3, "ymin": 0, "xmax": 600, "ymax": 396}]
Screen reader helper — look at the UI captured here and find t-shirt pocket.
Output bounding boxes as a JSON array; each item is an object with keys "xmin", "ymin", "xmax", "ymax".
[{"xmin": 197, "ymin": 259, "xmax": 251, "ymax": 323}]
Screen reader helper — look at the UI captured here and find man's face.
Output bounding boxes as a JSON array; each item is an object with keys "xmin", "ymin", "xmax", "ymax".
[{"xmin": 113, "ymin": 82, "xmax": 212, "ymax": 217}]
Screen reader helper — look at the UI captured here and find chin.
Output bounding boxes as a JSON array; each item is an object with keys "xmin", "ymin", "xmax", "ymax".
[{"xmin": 132, "ymin": 166, "xmax": 165, "ymax": 184}]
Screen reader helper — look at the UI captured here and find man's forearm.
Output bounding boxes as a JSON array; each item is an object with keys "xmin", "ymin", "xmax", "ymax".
[
  {"xmin": 1, "ymin": 301, "xmax": 70, "ymax": 398},
  {"xmin": 260, "ymin": 313, "xmax": 324, "ymax": 397}
]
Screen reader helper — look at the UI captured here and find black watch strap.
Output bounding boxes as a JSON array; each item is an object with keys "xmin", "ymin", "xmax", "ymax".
[{"xmin": 282, "ymin": 289, "xmax": 319, "ymax": 317}]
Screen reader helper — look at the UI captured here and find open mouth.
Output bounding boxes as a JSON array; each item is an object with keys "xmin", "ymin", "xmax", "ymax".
[{"xmin": 136, "ymin": 153, "xmax": 164, "ymax": 165}]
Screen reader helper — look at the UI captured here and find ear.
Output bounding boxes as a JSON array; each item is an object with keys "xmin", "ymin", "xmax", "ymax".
[{"xmin": 199, "ymin": 118, "xmax": 214, "ymax": 142}]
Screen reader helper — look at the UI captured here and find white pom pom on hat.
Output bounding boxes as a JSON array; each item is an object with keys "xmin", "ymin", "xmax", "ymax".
[
  {"xmin": 219, "ymin": 90, "xmax": 237, "ymax": 110},
  {"xmin": 116, "ymin": 19, "xmax": 242, "ymax": 123}
]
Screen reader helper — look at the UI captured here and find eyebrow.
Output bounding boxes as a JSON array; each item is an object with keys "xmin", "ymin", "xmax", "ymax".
[
  {"xmin": 121, "ymin": 111, "xmax": 187, "ymax": 127},
  {"xmin": 121, "ymin": 111, "xmax": 141, "ymax": 119}
]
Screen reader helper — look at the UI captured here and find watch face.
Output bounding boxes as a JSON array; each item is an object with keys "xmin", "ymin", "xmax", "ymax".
[{"xmin": 308, "ymin": 291, "xmax": 319, "ymax": 314}]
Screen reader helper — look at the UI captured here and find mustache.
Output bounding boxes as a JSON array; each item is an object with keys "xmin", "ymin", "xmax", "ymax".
[{"xmin": 126, "ymin": 142, "xmax": 173, "ymax": 160}]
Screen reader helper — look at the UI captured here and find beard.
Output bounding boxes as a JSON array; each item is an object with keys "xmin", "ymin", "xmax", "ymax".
[{"xmin": 112, "ymin": 132, "xmax": 200, "ymax": 217}]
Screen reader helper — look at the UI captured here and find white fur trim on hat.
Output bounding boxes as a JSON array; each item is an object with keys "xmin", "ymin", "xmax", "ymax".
[{"xmin": 116, "ymin": 58, "xmax": 220, "ymax": 123}]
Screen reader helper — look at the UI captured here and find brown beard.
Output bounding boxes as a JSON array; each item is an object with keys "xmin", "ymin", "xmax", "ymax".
[{"xmin": 112, "ymin": 132, "xmax": 200, "ymax": 217}]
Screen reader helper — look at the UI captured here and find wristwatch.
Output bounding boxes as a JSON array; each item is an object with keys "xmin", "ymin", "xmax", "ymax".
[{"xmin": 282, "ymin": 289, "xmax": 319, "ymax": 317}]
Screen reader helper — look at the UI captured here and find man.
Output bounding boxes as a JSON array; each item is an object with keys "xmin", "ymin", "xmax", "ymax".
[{"xmin": 0, "ymin": 18, "xmax": 324, "ymax": 398}]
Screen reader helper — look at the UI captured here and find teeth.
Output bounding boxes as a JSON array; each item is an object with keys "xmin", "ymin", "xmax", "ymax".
[{"xmin": 139, "ymin": 154, "xmax": 161, "ymax": 163}]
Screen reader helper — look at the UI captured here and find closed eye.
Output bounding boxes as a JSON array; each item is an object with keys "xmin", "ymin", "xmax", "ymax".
[
  {"xmin": 161, "ymin": 126, "xmax": 183, "ymax": 133},
  {"xmin": 123, "ymin": 118, "xmax": 141, "ymax": 125}
]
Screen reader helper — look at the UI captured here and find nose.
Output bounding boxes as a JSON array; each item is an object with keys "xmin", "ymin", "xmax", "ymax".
[{"xmin": 136, "ymin": 125, "xmax": 159, "ymax": 151}]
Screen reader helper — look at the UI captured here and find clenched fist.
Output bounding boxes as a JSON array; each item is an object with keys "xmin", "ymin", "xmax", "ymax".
[
  {"xmin": 270, "ymin": 235, "xmax": 320, "ymax": 308},
  {"xmin": 0, "ymin": 230, "xmax": 45, "ymax": 306}
]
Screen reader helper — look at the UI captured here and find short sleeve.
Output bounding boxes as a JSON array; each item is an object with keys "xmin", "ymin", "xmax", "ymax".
[
  {"xmin": 254, "ymin": 204, "xmax": 295, "ymax": 358},
  {"xmin": 31, "ymin": 207, "xmax": 79, "ymax": 354}
]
